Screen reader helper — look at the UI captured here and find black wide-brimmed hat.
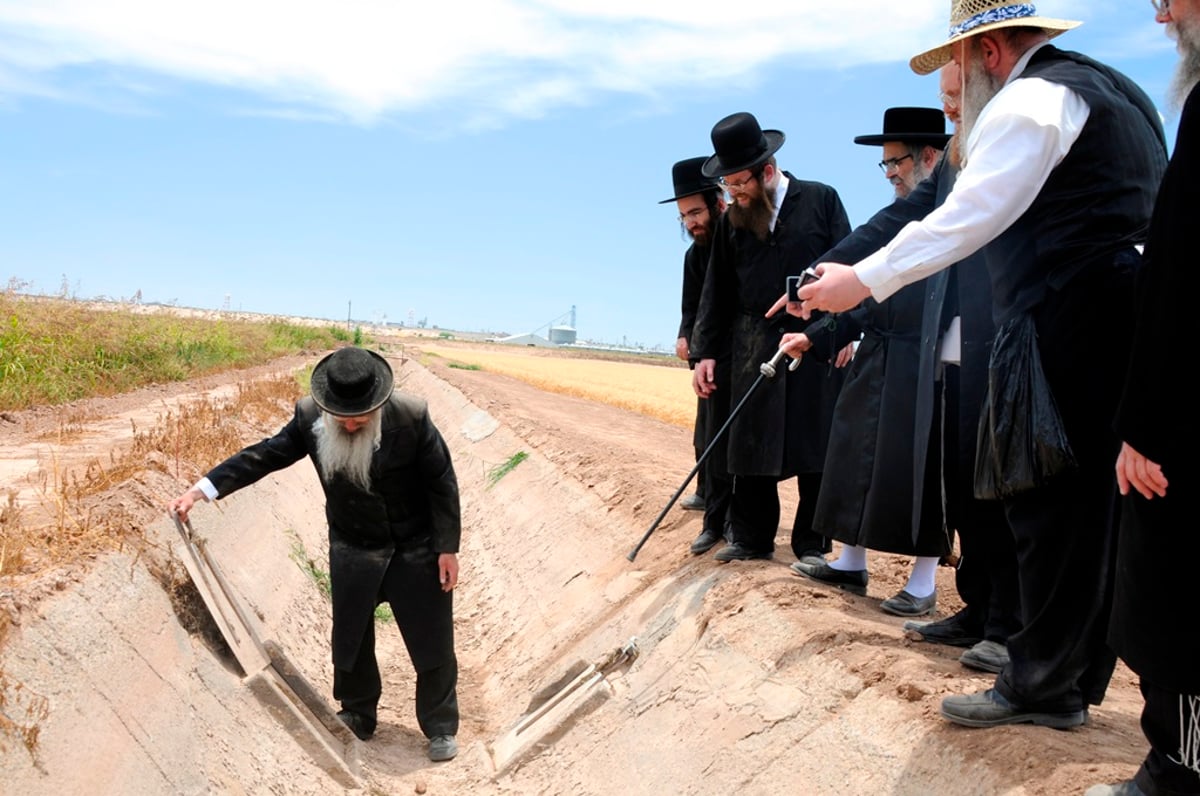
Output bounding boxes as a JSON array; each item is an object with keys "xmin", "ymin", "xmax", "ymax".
[
  {"xmin": 310, "ymin": 347, "xmax": 394, "ymax": 416},
  {"xmin": 854, "ymin": 107, "xmax": 951, "ymax": 148},
  {"xmin": 700, "ymin": 112, "xmax": 785, "ymax": 179},
  {"xmin": 658, "ymin": 156, "xmax": 721, "ymax": 204}
]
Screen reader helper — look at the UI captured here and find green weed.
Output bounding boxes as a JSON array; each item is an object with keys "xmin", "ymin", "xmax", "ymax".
[{"xmin": 486, "ymin": 451, "xmax": 529, "ymax": 489}]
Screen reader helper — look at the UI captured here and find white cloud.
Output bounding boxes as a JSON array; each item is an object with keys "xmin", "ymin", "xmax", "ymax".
[{"xmin": 0, "ymin": 1, "xmax": 1142, "ymax": 127}]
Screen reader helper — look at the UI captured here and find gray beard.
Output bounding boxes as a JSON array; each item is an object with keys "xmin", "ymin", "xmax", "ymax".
[
  {"xmin": 959, "ymin": 51, "xmax": 1004, "ymax": 163},
  {"xmin": 1170, "ymin": 23, "xmax": 1200, "ymax": 113},
  {"xmin": 313, "ymin": 411, "xmax": 381, "ymax": 492},
  {"xmin": 727, "ymin": 184, "xmax": 775, "ymax": 243}
]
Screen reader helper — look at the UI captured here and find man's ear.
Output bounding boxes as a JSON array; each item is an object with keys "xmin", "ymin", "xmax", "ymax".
[
  {"xmin": 977, "ymin": 33, "xmax": 1004, "ymax": 70},
  {"xmin": 922, "ymin": 145, "xmax": 941, "ymax": 171}
]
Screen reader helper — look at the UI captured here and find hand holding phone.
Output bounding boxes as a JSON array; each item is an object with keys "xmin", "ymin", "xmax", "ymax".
[{"xmin": 786, "ymin": 267, "xmax": 821, "ymax": 303}]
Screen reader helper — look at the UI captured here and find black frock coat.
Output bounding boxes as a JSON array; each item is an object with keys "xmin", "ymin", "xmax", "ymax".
[
  {"xmin": 690, "ymin": 174, "xmax": 850, "ymax": 477},
  {"xmin": 805, "ymin": 166, "xmax": 946, "ymax": 556},
  {"xmin": 1110, "ymin": 83, "xmax": 1200, "ymax": 694},
  {"xmin": 205, "ymin": 392, "xmax": 461, "ymax": 671},
  {"xmin": 803, "ymin": 156, "xmax": 993, "ymax": 553}
]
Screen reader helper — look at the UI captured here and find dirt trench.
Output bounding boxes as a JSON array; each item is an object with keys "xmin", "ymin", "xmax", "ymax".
[{"xmin": 0, "ymin": 355, "xmax": 1149, "ymax": 795}]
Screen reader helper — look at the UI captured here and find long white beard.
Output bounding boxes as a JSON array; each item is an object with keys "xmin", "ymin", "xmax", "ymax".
[
  {"xmin": 959, "ymin": 51, "xmax": 1004, "ymax": 166},
  {"xmin": 1169, "ymin": 21, "xmax": 1200, "ymax": 113},
  {"xmin": 313, "ymin": 411, "xmax": 382, "ymax": 492}
]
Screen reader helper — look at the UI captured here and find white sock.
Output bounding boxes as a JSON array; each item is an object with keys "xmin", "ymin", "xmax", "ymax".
[
  {"xmin": 831, "ymin": 545, "xmax": 867, "ymax": 572},
  {"xmin": 904, "ymin": 556, "xmax": 939, "ymax": 598}
]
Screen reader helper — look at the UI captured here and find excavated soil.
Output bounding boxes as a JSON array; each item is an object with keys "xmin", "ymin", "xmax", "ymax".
[{"xmin": 0, "ymin": 348, "xmax": 1149, "ymax": 795}]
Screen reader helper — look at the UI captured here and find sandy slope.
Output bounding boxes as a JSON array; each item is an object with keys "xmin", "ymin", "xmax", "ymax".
[{"xmin": 0, "ymin": 350, "xmax": 1148, "ymax": 795}]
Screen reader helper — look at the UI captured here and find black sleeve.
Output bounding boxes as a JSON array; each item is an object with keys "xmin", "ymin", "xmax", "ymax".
[
  {"xmin": 678, "ymin": 244, "xmax": 704, "ymax": 341},
  {"xmin": 689, "ymin": 219, "xmax": 734, "ymax": 361},
  {"xmin": 414, "ymin": 407, "xmax": 462, "ymax": 554}
]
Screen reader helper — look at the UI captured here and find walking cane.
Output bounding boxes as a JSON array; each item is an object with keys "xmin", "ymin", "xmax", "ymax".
[{"xmin": 627, "ymin": 347, "xmax": 801, "ymax": 562}]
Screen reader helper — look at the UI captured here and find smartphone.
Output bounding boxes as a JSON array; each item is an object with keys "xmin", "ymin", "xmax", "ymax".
[{"xmin": 786, "ymin": 268, "xmax": 820, "ymax": 302}]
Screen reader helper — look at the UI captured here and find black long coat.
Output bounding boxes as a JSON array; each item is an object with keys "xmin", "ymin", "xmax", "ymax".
[
  {"xmin": 804, "ymin": 156, "xmax": 989, "ymax": 555},
  {"xmin": 812, "ymin": 282, "xmax": 947, "ymax": 556},
  {"xmin": 1110, "ymin": 83, "xmax": 1200, "ymax": 694},
  {"xmin": 690, "ymin": 174, "xmax": 850, "ymax": 477},
  {"xmin": 911, "ymin": 164, "xmax": 994, "ymax": 537},
  {"xmin": 679, "ymin": 239, "xmax": 731, "ymax": 471},
  {"xmin": 206, "ymin": 392, "xmax": 461, "ymax": 670}
]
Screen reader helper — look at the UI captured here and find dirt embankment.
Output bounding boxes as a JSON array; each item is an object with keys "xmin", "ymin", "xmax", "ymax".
[{"xmin": 0, "ymin": 353, "xmax": 1147, "ymax": 795}]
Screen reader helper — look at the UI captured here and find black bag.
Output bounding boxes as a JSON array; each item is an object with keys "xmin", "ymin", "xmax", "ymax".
[{"xmin": 974, "ymin": 313, "xmax": 1077, "ymax": 499}]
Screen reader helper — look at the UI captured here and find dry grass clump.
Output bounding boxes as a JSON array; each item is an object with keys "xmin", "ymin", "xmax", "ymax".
[
  {"xmin": 417, "ymin": 343, "xmax": 696, "ymax": 428},
  {"xmin": 0, "ymin": 667, "xmax": 49, "ymax": 760},
  {"xmin": 3, "ymin": 373, "xmax": 304, "ymax": 581}
]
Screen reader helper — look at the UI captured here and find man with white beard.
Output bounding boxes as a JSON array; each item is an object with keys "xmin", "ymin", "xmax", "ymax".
[
  {"xmin": 170, "ymin": 346, "xmax": 463, "ymax": 762},
  {"xmin": 1088, "ymin": 3, "xmax": 1200, "ymax": 794},
  {"xmin": 795, "ymin": 1, "xmax": 1168, "ymax": 729}
]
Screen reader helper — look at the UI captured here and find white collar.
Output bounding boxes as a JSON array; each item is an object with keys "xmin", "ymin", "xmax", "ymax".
[{"xmin": 769, "ymin": 171, "xmax": 789, "ymax": 232}]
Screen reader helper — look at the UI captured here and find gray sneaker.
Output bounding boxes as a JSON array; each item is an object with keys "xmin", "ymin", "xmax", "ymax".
[
  {"xmin": 959, "ymin": 640, "xmax": 1010, "ymax": 674},
  {"xmin": 428, "ymin": 734, "xmax": 458, "ymax": 762}
]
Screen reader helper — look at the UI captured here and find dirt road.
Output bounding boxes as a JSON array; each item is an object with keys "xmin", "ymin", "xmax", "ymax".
[{"xmin": 0, "ymin": 349, "xmax": 1148, "ymax": 795}]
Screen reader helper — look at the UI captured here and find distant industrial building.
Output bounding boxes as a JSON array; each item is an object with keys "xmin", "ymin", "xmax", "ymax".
[{"xmin": 495, "ymin": 306, "xmax": 577, "ymax": 348}]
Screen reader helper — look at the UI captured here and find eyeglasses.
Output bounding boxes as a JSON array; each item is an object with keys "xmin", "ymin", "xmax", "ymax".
[
  {"xmin": 939, "ymin": 91, "xmax": 959, "ymax": 110},
  {"xmin": 719, "ymin": 171, "xmax": 760, "ymax": 192},
  {"xmin": 1151, "ymin": 0, "xmax": 1170, "ymax": 14},
  {"xmin": 878, "ymin": 153, "xmax": 913, "ymax": 174},
  {"xmin": 677, "ymin": 207, "xmax": 707, "ymax": 224}
]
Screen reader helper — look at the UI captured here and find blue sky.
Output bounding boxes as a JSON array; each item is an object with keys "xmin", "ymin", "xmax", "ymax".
[{"xmin": 0, "ymin": 1, "xmax": 1182, "ymax": 350}]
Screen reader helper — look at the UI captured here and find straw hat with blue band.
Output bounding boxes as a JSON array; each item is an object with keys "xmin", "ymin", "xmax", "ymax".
[{"xmin": 909, "ymin": 1, "xmax": 1082, "ymax": 76}]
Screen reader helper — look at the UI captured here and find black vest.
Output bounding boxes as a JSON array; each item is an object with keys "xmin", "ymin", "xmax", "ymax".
[{"xmin": 985, "ymin": 46, "xmax": 1167, "ymax": 322}]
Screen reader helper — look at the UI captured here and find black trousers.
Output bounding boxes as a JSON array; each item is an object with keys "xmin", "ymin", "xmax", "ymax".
[
  {"xmin": 699, "ymin": 369, "xmax": 733, "ymax": 538},
  {"xmin": 993, "ymin": 263, "xmax": 1132, "ymax": 712},
  {"xmin": 941, "ymin": 366, "xmax": 1021, "ymax": 644},
  {"xmin": 692, "ymin": 396, "xmax": 707, "ymax": 498},
  {"xmin": 333, "ymin": 547, "xmax": 459, "ymax": 738},
  {"xmin": 727, "ymin": 472, "xmax": 829, "ymax": 557},
  {"xmin": 1135, "ymin": 678, "xmax": 1200, "ymax": 796}
]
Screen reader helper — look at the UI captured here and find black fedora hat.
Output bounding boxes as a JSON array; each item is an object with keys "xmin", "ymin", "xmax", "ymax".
[
  {"xmin": 701, "ymin": 112, "xmax": 785, "ymax": 179},
  {"xmin": 658, "ymin": 156, "xmax": 721, "ymax": 204},
  {"xmin": 853, "ymin": 107, "xmax": 951, "ymax": 148},
  {"xmin": 310, "ymin": 347, "xmax": 394, "ymax": 416}
]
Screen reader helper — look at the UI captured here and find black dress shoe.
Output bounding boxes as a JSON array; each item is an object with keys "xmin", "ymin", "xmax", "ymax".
[
  {"xmin": 940, "ymin": 689, "xmax": 1085, "ymax": 729},
  {"xmin": 791, "ymin": 561, "xmax": 867, "ymax": 595},
  {"xmin": 337, "ymin": 709, "xmax": 376, "ymax": 741},
  {"xmin": 880, "ymin": 589, "xmax": 937, "ymax": 617},
  {"xmin": 902, "ymin": 608, "xmax": 984, "ymax": 648},
  {"xmin": 713, "ymin": 542, "xmax": 772, "ymax": 562},
  {"xmin": 689, "ymin": 528, "xmax": 724, "ymax": 555},
  {"xmin": 679, "ymin": 493, "xmax": 705, "ymax": 511},
  {"xmin": 959, "ymin": 640, "xmax": 1010, "ymax": 674}
]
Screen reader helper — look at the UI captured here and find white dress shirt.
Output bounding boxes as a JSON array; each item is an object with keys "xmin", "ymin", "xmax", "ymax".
[
  {"xmin": 770, "ymin": 172, "xmax": 789, "ymax": 232},
  {"xmin": 855, "ymin": 42, "xmax": 1091, "ymax": 301}
]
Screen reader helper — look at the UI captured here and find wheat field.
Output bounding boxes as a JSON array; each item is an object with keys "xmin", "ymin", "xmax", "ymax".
[{"xmin": 412, "ymin": 343, "xmax": 698, "ymax": 428}]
